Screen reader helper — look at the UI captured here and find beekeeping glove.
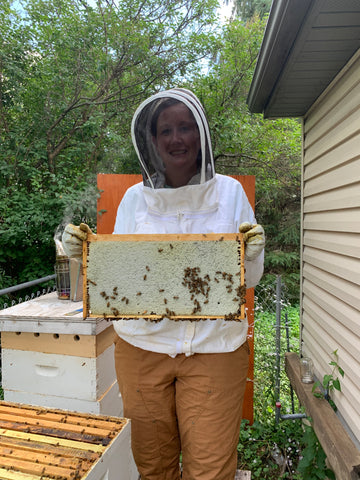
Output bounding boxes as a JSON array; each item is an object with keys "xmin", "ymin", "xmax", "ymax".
[
  {"xmin": 62, "ymin": 223, "xmax": 93, "ymax": 259},
  {"xmin": 239, "ymin": 222, "xmax": 265, "ymax": 261}
]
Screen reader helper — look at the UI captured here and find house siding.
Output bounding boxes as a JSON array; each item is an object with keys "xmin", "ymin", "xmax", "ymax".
[{"xmin": 302, "ymin": 48, "xmax": 360, "ymax": 442}]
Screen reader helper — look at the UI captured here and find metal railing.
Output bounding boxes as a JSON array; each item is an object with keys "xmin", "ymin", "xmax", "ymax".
[{"xmin": 0, "ymin": 275, "xmax": 56, "ymax": 310}]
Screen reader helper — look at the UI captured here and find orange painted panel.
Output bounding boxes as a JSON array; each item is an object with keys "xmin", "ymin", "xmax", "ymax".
[
  {"xmin": 231, "ymin": 175, "xmax": 255, "ymax": 425},
  {"xmin": 97, "ymin": 173, "xmax": 255, "ymax": 424},
  {"xmin": 97, "ymin": 173, "xmax": 142, "ymax": 234}
]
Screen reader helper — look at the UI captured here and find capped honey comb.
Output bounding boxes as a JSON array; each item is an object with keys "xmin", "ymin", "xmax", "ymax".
[{"xmin": 84, "ymin": 233, "xmax": 245, "ymax": 321}]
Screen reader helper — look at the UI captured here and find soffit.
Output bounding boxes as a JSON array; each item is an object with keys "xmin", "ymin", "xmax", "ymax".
[{"xmin": 247, "ymin": 0, "xmax": 360, "ymax": 118}]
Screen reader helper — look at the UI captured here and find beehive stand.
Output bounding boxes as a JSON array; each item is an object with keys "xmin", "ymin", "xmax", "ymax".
[
  {"xmin": 84, "ymin": 233, "xmax": 245, "ymax": 321},
  {"xmin": 0, "ymin": 401, "xmax": 138, "ymax": 480}
]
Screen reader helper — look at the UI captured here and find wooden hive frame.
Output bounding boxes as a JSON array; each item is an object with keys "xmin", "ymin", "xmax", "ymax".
[
  {"xmin": 0, "ymin": 401, "xmax": 128, "ymax": 480},
  {"xmin": 83, "ymin": 233, "xmax": 245, "ymax": 321}
]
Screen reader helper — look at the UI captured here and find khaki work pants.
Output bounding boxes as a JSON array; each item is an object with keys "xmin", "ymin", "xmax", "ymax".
[{"xmin": 114, "ymin": 337, "xmax": 249, "ymax": 480}]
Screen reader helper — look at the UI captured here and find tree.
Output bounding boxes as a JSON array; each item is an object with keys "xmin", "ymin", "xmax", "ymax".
[
  {"xmin": 190, "ymin": 17, "xmax": 302, "ymax": 300},
  {"xmin": 1, "ymin": 4, "xmax": 302, "ymax": 304},
  {"xmin": 4, "ymin": 0, "xmax": 219, "ymax": 173},
  {"xmin": 226, "ymin": 0, "xmax": 272, "ymax": 21},
  {"xmin": 0, "ymin": 0, "xmax": 219, "ymax": 291}
]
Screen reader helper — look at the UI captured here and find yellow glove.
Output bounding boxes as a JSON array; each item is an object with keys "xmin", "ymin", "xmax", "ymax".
[
  {"xmin": 239, "ymin": 222, "xmax": 265, "ymax": 261},
  {"xmin": 61, "ymin": 223, "xmax": 93, "ymax": 259}
]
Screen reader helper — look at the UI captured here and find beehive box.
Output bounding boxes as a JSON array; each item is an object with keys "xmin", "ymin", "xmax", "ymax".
[
  {"xmin": 2, "ymin": 346, "xmax": 117, "ymax": 401},
  {"xmin": 0, "ymin": 401, "xmax": 138, "ymax": 480},
  {"xmin": 84, "ymin": 233, "xmax": 245, "ymax": 321},
  {"xmin": 3, "ymin": 380, "xmax": 122, "ymax": 418},
  {"xmin": 0, "ymin": 294, "xmax": 123, "ymax": 416}
]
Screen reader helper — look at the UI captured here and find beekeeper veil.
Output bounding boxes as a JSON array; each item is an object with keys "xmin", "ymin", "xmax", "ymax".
[{"xmin": 131, "ymin": 88, "xmax": 215, "ymax": 188}]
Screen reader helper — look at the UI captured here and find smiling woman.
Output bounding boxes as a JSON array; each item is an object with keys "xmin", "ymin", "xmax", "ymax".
[
  {"xmin": 152, "ymin": 102, "xmax": 201, "ymax": 188},
  {"xmin": 108, "ymin": 88, "xmax": 265, "ymax": 480},
  {"xmin": 61, "ymin": 88, "xmax": 265, "ymax": 480}
]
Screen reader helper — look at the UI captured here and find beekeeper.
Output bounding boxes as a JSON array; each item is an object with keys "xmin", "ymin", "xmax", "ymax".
[{"xmin": 62, "ymin": 88, "xmax": 265, "ymax": 480}]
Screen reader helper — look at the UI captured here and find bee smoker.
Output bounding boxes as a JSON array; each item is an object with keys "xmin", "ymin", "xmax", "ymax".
[{"xmin": 55, "ymin": 255, "xmax": 71, "ymax": 300}]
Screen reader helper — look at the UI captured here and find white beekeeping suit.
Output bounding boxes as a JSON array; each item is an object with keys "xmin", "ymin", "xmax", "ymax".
[{"xmin": 112, "ymin": 88, "xmax": 264, "ymax": 357}]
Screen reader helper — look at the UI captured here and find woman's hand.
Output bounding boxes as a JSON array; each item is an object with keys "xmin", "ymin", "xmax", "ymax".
[
  {"xmin": 61, "ymin": 223, "xmax": 93, "ymax": 259},
  {"xmin": 239, "ymin": 222, "xmax": 265, "ymax": 260}
]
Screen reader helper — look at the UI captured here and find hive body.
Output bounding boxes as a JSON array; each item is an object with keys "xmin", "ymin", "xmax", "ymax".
[
  {"xmin": 0, "ymin": 294, "xmax": 123, "ymax": 416},
  {"xmin": 0, "ymin": 401, "xmax": 138, "ymax": 480}
]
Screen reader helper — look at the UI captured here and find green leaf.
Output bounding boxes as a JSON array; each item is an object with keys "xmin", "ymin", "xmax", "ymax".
[
  {"xmin": 332, "ymin": 378, "xmax": 341, "ymax": 392},
  {"xmin": 325, "ymin": 468, "xmax": 336, "ymax": 480},
  {"xmin": 322, "ymin": 374, "xmax": 332, "ymax": 389},
  {"xmin": 312, "ymin": 381, "xmax": 321, "ymax": 392}
]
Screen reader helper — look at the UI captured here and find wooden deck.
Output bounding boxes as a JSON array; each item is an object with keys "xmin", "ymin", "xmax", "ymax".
[{"xmin": 285, "ymin": 352, "xmax": 360, "ymax": 480}]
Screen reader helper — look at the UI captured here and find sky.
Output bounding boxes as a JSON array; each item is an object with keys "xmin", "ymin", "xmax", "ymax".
[{"xmin": 218, "ymin": 1, "xmax": 234, "ymax": 22}]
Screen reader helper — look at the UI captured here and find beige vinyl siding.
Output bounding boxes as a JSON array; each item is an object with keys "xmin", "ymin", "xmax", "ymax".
[{"xmin": 302, "ymin": 48, "xmax": 360, "ymax": 442}]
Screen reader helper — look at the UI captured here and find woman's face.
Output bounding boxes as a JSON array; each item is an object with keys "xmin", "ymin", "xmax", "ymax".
[{"xmin": 153, "ymin": 103, "xmax": 200, "ymax": 187}]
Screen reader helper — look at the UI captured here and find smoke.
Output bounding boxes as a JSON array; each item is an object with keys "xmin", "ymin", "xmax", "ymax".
[
  {"xmin": 53, "ymin": 207, "xmax": 77, "ymax": 257},
  {"xmin": 54, "ymin": 220, "xmax": 70, "ymax": 257},
  {"xmin": 53, "ymin": 182, "xmax": 98, "ymax": 256}
]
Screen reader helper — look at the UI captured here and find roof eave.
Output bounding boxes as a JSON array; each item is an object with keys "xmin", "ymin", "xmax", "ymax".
[{"xmin": 247, "ymin": 0, "xmax": 313, "ymax": 114}]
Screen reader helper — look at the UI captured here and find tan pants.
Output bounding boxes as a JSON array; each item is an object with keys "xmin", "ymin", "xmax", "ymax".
[{"xmin": 114, "ymin": 337, "xmax": 249, "ymax": 480}]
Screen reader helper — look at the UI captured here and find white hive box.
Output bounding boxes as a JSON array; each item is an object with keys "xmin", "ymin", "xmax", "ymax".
[
  {"xmin": 84, "ymin": 233, "xmax": 246, "ymax": 321},
  {"xmin": 0, "ymin": 292, "xmax": 123, "ymax": 416},
  {"xmin": 0, "ymin": 401, "xmax": 138, "ymax": 480}
]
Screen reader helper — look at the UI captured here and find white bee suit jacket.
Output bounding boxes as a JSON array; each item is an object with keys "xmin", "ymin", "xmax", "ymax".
[{"xmin": 112, "ymin": 89, "xmax": 264, "ymax": 357}]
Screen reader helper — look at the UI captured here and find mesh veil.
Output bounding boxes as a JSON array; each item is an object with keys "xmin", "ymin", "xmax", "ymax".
[{"xmin": 131, "ymin": 89, "xmax": 215, "ymax": 188}]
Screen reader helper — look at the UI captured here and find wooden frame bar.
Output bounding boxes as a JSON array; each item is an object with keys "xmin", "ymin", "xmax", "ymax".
[{"xmin": 0, "ymin": 401, "xmax": 128, "ymax": 480}]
